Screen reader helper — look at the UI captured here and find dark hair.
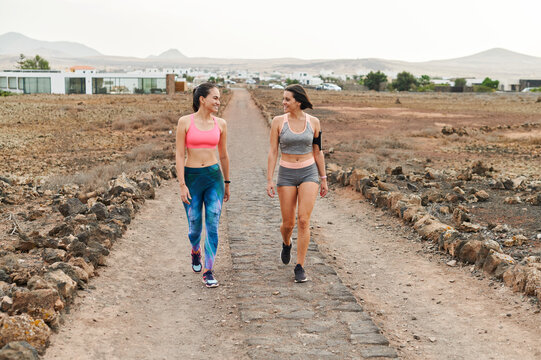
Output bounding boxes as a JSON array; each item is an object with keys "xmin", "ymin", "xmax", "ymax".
[
  {"xmin": 192, "ymin": 82, "xmax": 217, "ymax": 111},
  {"xmin": 285, "ymin": 84, "xmax": 313, "ymax": 110}
]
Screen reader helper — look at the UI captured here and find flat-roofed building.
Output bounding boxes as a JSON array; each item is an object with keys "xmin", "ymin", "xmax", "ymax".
[{"xmin": 0, "ymin": 69, "xmax": 168, "ymax": 95}]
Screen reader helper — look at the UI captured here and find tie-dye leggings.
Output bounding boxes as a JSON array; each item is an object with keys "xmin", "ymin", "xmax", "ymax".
[{"xmin": 183, "ymin": 164, "xmax": 224, "ymax": 270}]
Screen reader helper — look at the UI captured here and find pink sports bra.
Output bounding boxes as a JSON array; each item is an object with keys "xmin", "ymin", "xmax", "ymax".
[{"xmin": 185, "ymin": 114, "xmax": 221, "ymax": 149}]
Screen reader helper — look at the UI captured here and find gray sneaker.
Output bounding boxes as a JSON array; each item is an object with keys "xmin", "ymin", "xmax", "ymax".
[
  {"xmin": 281, "ymin": 242, "xmax": 292, "ymax": 264},
  {"xmin": 294, "ymin": 264, "xmax": 307, "ymax": 283}
]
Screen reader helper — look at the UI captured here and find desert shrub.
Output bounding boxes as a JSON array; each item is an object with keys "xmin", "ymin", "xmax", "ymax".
[
  {"xmin": 410, "ymin": 127, "xmax": 441, "ymax": 137},
  {"xmin": 0, "ymin": 90, "xmax": 14, "ymax": 96},
  {"xmin": 113, "ymin": 113, "xmax": 178, "ymax": 131},
  {"xmin": 44, "ymin": 162, "xmax": 138, "ymax": 192},
  {"xmin": 393, "ymin": 71, "xmax": 418, "ymax": 91},
  {"xmin": 354, "ymin": 153, "xmax": 379, "ymax": 171},
  {"xmin": 454, "ymin": 78, "xmax": 466, "ymax": 87},
  {"xmin": 364, "ymin": 71, "xmax": 388, "ymax": 91},
  {"xmin": 481, "ymin": 77, "xmax": 499, "ymax": 89},
  {"xmin": 530, "ymin": 87, "xmax": 541, "ymax": 92},
  {"xmin": 125, "ymin": 143, "xmax": 172, "ymax": 162},
  {"xmin": 525, "ymin": 136, "xmax": 541, "ymax": 145}
]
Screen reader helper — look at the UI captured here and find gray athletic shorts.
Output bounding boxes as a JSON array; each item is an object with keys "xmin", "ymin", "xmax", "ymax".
[{"xmin": 277, "ymin": 163, "xmax": 320, "ymax": 187}]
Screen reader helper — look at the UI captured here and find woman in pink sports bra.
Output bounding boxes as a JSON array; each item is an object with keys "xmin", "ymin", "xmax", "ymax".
[
  {"xmin": 175, "ymin": 82, "xmax": 230, "ymax": 288},
  {"xmin": 267, "ymin": 84, "xmax": 328, "ymax": 283}
]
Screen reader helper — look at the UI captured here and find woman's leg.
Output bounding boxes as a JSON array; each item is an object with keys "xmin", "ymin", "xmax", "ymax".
[
  {"xmin": 183, "ymin": 175, "xmax": 204, "ymax": 252},
  {"xmin": 202, "ymin": 172, "xmax": 225, "ymax": 271},
  {"xmin": 295, "ymin": 182, "xmax": 319, "ymax": 266},
  {"xmin": 277, "ymin": 186, "xmax": 298, "ymax": 246}
]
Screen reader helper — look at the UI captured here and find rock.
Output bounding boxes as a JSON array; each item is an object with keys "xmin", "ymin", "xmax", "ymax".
[
  {"xmin": 460, "ymin": 222, "xmax": 481, "ymax": 232},
  {"xmin": 43, "ymin": 270, "xmax": 77, "ymax": 300},
  {"xmin": 89, "ymin": 202, "xmax": 108, "ymax": 221},
  {"xmin": 453, "ymin": 207, "xmax": 471, "ymax": 225},
  {"xmin": 438, "ymin": 206, "xmax": 451, "ymax": 215},
  {"xmin": 58, "ymin": 198, "xmax": 88, "ymax": 217},
  {"xmin": 0, "ymin": 341, "xmax": 39, "ymax": 360},
  {"xmin": 502, "ymin": 178, "xmax": 514, "ymax": 190},
  {"xmin": 0, "ymin": 314, "xmax": 51, "ymax": 354},
  {"xmin": 156, "ymin": 167, "xmax": 171, "ymax": 180},
  {"xmin": 1, "ymin": 296, "xmax": 13, "ymax": 312},
  {"xmin": 406, "ymin": 182, "xmax": 418, "ymax": 192},
  {"xmin": 447, "ymin": 260, "xmax": 457, "ymax": 267},
  {"xmin": 475, "ymin": 240, "xmax": 503, "ymax": 268},
  {"xmin": 475, "ymin": 190, "xmax": 489, "ymax": 202},
  {"xmin": 483, "ymin": 250, "xmax": 516, "ymax": 274},
  {"xmin": 137, "ymin": 181, "xmax": 155, "ymax": 199},
  {"xmin": 68, "ymin": 258, "xmax": 94, "ymax": 278},
  {"xmin": 471, "ymin": 161, "xmax": 490, "ymax": 176},
  {"xmin": 108, "ymin": 173, "xmax": 141, "ymax": 197},
  {"xmin": 402, "ymin": 206, "xmax": 426, "ymax": 223},
  {"xmin": 526, "ymin": 193, "xmax": 541, "ymax": 206},
  {"xmin": 108, "ymin": 205, "xmax": 132, "ymax": 224},
  {"xmin": 10, "ymin": 289, "xmax": 61, "ymax": 324},
  {"xmin": 457, "ymin": 170, "xmax": 472, "ymax": 181},
  {"xmin": 504, "ymin": 196, "xmax": 521, "ymax": 204},
  {"xmin": 523, "ymin": 266, "xmax": 541, "ymax": 300},
  {"xmin": 415, "ymin": 218, "xmax": 452, "ymax": 243},
  {"xmin": 439, "ymin": 229, "xmax": 462, "ymax": 256},
  {"xmin": 458, "ymin": 240, "xmax": 483, "ymax": 264},
  {"xmin": 453, "ymin": 186, "xmax": 465, "ymax": 195},
  {"xmin": 423, "ymin": 189, "xmax": 445, "ymax": 204},
  {"xmin": 49, "ymin": 262, "xmax": 89, "ymax": 285},
  {"xmin": 490, "ymin": 180, "xmax": 505, "ymax": 190},
  {"xmin": 26, "ymin": 276, "xmax": 51, "ymax": 291},
  {"xmin": 493, "ymin": 224, "xmax": 509, "ymax": 233},
  {"xmin": 512, "ymin": 176, "xmax": 526, "ymax": 189},
  {"xmin": 34, "ymin": 248, "xmax": 67, "ymax": 264},
  {"xmin": 504, "ymin": 235, "xmax": 527, "ymax": 247},
  {"xmin": 377, "ymin": 181, "xmax": 398, "ymax": 192},
  {"xmin": 326, "ymin": 163, "xmax": 340, "ymax": 172},
  {"xmin": 391, "ymin": 166, "xmax": 403, "ymax": 175}
]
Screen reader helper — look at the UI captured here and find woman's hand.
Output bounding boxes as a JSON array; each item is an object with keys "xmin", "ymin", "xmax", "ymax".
[
  {"xmin": 180, "ymin": 184, "xmax": 191, "ymax": 204},
  {"xmin": 224, "ymin": 184, "xmax": 230, "ymax": 202},
  {"xmin": 267, "ymin": 180, "xmax": 276, "ymax": 198},
  {"xmin": 320, "ymin": 179, "xmax": 328, "ymax": 197}
]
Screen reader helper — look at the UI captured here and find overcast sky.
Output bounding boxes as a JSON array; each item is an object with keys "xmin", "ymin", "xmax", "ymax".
[{"xmin": 1, "ymin": 0, "xmax": 540, "ymax": 61}]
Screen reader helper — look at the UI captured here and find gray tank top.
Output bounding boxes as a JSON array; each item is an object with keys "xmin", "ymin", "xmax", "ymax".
[{"xmin": 279, "ymin": 113, "xmax": 314, "ymax": 155}]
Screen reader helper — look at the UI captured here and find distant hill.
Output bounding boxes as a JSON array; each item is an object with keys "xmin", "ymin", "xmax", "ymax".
[
  {"xmin": 148, "ymin": 48, "xmax": 186, "ymax": 59},
  {"xmin": 1, "ymin": 33, "xmax": 540, "ymax": 82},
  {"xmin": 0, "ymin": 32, "xmax": 102, "ymax": 58}
]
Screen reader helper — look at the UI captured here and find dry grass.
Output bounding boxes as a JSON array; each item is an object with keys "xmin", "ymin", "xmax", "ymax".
[{"xmin": 112, "ymin": 113, "xmax": 178, "ymax": 132}]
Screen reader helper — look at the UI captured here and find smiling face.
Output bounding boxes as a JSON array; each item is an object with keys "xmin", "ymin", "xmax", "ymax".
[
  {"xmin": 200, "ymin": 87, "xmax": 220, "ymax": 113},
  {"xmin": 282, "ymin": 90, "xmax": 300, "ymax": 113}
]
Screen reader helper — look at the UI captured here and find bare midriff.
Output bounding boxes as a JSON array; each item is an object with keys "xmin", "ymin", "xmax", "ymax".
[
  {"xmin": 185, "ymin": 148, "xmax": 218, "ymax": 168},
  {"xmin": 281, "ymin": 152, "xmax": 313, "ymax": 163}
]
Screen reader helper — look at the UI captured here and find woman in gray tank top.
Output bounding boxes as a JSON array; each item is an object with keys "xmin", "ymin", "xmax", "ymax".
[{"xmin": 266, "ymin": 84, "xmax": 328, "ymax": 283}]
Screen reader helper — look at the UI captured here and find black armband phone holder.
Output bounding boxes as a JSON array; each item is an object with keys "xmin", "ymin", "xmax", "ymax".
[{"xmin": 313, "ymin": 131, "xmax": 322, "ymax": 150}]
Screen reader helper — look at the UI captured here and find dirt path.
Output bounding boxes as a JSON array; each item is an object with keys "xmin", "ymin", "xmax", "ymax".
[
  {"xmin": 43, "ymin": 89, "xmax": 540, "ymax": 360},
  {"xmin": 312, "ymin": 187, "xmax": 541, "ymax": 359},
  {"xmin": 43, "ymin": 182, "xmax": 244, "ymax": 359}
]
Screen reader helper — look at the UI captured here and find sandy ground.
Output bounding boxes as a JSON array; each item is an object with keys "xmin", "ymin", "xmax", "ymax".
[
  {"xmin": 43, "ymin": 182, "xmax": 245, "ymax": 360},
  {"xmin": 41, "ymin": 90, "xmax": 541, "ymax": 360},
  {"xmin": 313, "ymin": 187, "xmax": 541, "ymax": 360}
]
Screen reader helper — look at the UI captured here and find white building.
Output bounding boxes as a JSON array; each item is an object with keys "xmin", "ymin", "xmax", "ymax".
[
  {"xmin": 0, "ymin": 69, "xmax": 169, "ymax": 94},
  {"xmin": 291, "ymin": 72, "xmax": 323, "ymax": 86}
]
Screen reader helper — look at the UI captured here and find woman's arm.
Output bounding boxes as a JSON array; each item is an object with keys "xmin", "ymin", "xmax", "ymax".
[
  {"xmin": 217, "ymin": 118, "xmax": 230, "ymax": 202},
  {"xmin": 175, "ymin": 116, "xmax": 191, "ymax": 204},
  {"xmin": 267, "ymin": 116, "xmax": 281, "ymax": 198},
  {"xmin": 311, "ymin": 117, "xmax": 328, "ymax": 197}
]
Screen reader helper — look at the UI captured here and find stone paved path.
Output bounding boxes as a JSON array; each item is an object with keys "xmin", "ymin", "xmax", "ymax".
[{"xmin": 224, "ymin": 89, "xmax": 397, "ymax": 359}]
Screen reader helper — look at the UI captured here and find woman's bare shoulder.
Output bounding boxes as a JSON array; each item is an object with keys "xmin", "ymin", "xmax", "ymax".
[
  {"xmin": 177, "ymin": 114, "xmax": 191, "ymax": 126},
  {"xmin": 271, "ymin": 114, "xmax": 286, "ymax": 126}
]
